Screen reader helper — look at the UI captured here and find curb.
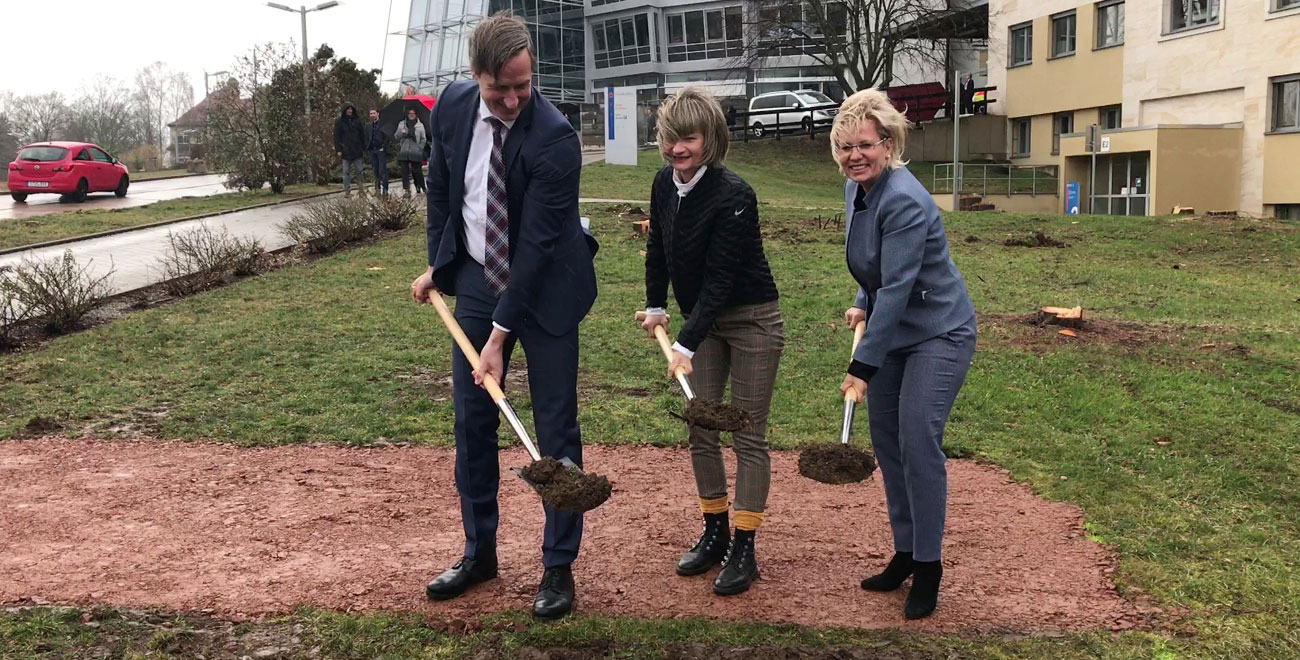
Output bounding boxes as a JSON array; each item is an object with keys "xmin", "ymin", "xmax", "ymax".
[
  {"xmin": 0, "ymin": 191, "xmax": 340, "ymax": 256},
  {"xmin": 0, "ymin": 171, "xmax": 218, "ymax": 194}
]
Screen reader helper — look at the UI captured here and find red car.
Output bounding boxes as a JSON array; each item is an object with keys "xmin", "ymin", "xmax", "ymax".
[{"xmin": 6, "ymin": 141, "xmax": 131, "ymax": 202}]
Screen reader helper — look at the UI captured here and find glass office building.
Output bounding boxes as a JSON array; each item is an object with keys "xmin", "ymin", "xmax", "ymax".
[{"xmin": 399, "ymin": 0, "xmax": 586, "ymax": 106}]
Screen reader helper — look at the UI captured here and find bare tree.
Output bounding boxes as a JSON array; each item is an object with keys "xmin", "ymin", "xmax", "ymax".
[
  {"xmin": 205, "ymin": 43, "xmax": 305, "ymax": 194},
  {"xmin": 65, "ymin": 79, "xmax": 143, "ymax": 156},
  {"xmin": 133, "ymin": 61, "xmax": 195, "ymax": 155},
  {"xmin": 10, "ymin": 92, "xmax": 68, "ymax": 143},
  {"xmin": 743, "ymin": 0, "xmax": 954, "ymax": 94}
]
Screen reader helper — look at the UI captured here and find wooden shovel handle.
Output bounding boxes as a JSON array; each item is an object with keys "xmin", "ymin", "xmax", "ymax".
[
  {"xmin": 634, "ymin": 311, "xmax": 684, "ymax": 376},
  {"xmin": 845, "ymin": 320, "xmax": 867, "ymax": 403},
  {"xmin": 429, "ymin": 291, "xmax": 507, "ymax": 403}
]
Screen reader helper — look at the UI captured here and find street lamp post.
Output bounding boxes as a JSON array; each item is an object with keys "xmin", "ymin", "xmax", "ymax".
[
  {"xmin": 266, "ymin": 1, "xmax": 340, "ymax": 118},
  {"xmin": 203, "ymin": 70, "xmax": 230, "ymax": 99}
]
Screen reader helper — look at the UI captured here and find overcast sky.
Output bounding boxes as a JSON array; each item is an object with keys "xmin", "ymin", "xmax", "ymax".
[{"xmin": 2, "ymin": 0, "xmax": 411, "ymax": 99}]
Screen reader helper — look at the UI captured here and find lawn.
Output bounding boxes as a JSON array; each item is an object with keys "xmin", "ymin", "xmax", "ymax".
[
  {"xmin": 0, "ymin": 168, "xmax": 194, "ymax": 194},
  {"xmin": 1, "ymin": 142, "xmax": 1299, "ymax": 658},
  {"xmin": 0, "ymin": 184, "xmax": 334, "ymax": 250}
]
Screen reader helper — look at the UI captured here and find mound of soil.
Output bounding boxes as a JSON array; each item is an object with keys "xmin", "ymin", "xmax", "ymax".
[
  {"xmin": 1003, "ymin": 231, "xmax": 1068, "ymax": 248},
  {"xmin": 519, "ymin": 457, "xmax": 612, "ymax": 513},
  {"xmin": 798, "ymin": 444, "xmax": 877, "ymax": 485},
  {"xmin": 683, "ymin": 400, "xmax": 752, "ymax": 432},
  {"xmin": 19, "ymin": 416, "xmax": 62, "ymax": 437}
]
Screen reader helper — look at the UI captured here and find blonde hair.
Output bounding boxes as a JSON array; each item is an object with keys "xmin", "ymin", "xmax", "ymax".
[
  {"xmin": 656, "ymin": 87, "xmax": 729, "ymax": 168},
  {"xmin": 469, "ymin": 11, "xmax": 535, "ymax": 78},
  {"xmin": 829, "ymin": 88, "xmax": 909, "ymax": 172}
]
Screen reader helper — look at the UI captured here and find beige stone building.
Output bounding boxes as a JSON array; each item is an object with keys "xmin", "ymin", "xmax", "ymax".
[{"xmin": 987, "ymin": 0, "xmax": 1300, "ymax": 218}]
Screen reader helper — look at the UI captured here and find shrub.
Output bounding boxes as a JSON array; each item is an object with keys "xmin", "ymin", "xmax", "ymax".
[
  {"xmin": 156, "ymin": 224, "xmax": 265, "ymax": 297},
  {"xmin": 0, "ymin": 267, "xmax": 33, "ymax": 348},
  {"xmin": 279, "ymin": 196, "xmax": 377, "ymax": 253},
  {"xmin": 9, "ymin": 250, "xmax": 115, "ymax": 334},
  {"xmin": 368, "ymin": 194, "xmax": 419, "ymax": 231}
]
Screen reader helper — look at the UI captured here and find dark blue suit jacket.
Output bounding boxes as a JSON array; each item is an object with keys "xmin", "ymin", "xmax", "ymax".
[
  {"xmin": 425, "ymin": 80, "xmax": 597, "ymax": 336},
  {"xmin": 845, "ymin": 166, "xmax": 975, "ymax": 371}
]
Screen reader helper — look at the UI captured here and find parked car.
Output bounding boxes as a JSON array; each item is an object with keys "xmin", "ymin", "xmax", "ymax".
[
  {"xmin": 746, "ymin": 90, "xmax": 838, "ymax": 138},
  {"xmin": 6, "ymin": 141, "xmax": 130, "ymax": 203}
]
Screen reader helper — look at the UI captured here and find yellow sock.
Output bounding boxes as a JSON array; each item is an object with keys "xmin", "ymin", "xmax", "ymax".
[
  {"xmin": 734, "ymin": 510, "xmax": 764, "ymax": 531},
  {"xmin": 699, "ymin": 496, "xmax": 730, "ymax": 514}
]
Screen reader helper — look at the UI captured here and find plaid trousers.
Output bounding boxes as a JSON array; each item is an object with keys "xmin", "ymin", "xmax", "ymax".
[{"xmin": 687, "ymin": 300, "xmax": 783, "ymax": 514}]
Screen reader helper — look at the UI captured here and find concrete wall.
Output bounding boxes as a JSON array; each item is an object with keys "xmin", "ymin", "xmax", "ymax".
[
  {"xmin": 909, "ymin": 115, "xmax": 1009, "ymax": 162},
  {"xmin": 1263, "ymin": 132, "xmax": 1300, "ymax": 205},
  {"xmin": 931, "ymin": 192, "xmax": 1060, "ymax": 214}
]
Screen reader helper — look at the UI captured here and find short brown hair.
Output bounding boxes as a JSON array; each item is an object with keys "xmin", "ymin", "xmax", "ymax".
[
  {"xmin": 468, "ymin": 11, "xmax": 535, "ymax": 78},
  {"xmin": 657, "ymin": 87, "xmax": 729, "ymax": 168}
]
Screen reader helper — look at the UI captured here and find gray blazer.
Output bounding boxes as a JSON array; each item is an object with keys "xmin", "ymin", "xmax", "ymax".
[{"xmin": 845, "ymin": 166, "xmax": 975, "ymax": 371}]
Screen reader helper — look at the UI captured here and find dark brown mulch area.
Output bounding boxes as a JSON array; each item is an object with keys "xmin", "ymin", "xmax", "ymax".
[{"xmin": 798, "ymin": 444, "xmax": 878, "ymax": 485}]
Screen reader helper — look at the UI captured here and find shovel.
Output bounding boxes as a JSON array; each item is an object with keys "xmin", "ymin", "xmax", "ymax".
[
  {"xmin": 635, "ymin": 311, "xmax": 752, "ymax": 432},
  {"xmin": 428, "ymin": 292, "xmax": 611, "ymax": 512},
  {"xmin": 797, "ymin": 320, "xmax": 878, "ymax": 484}
]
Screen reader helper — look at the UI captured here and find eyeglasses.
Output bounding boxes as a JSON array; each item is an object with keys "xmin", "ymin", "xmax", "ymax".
[{"xmin": 836, "ymin": 137, "xmax": 891, "ymax": 156}]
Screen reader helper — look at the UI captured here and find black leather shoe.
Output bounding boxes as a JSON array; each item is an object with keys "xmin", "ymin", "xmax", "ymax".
[
  {"xmin": 677, "ymin": 512, "xmax": 731, "ymax": 576},
  {"xmin": 532, "ymin": 566, "xmax": 575, "ymax": 619},
  {"xmin": 861, "ymin": 551, "xmax": 913, "ymax": 592},
  {"xmin": 712, "ymin": 529, "xmax": 758, "ymax": 595},
  {"xmin": 903, "ymin": 560, "xmax": 942, "ymax": 620},
  {"xmin": 425, "ymin": 555, "xmax": 498, "ymax": 601}
]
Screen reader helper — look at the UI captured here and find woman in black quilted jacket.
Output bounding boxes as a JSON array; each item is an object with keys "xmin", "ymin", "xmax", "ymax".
[{"xmin": 639, "ymin": 87, "xmax": 783, "ymax": 596}]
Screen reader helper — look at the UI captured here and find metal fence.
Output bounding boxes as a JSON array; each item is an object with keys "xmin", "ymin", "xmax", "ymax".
[{"xmin": 934, "ymin": 163, "xmax": 1060, "ymax": 197}]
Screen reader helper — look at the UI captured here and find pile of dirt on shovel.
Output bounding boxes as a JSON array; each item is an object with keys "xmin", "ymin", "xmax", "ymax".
[
  {"xmin": 520, "ymin": 457, "xmax": 613, "ymax": 513},
  {"xmin": 684, "ymin": 400, "xmax": 752, "ymax": 432},
  {"xmin": 798, "ymin": 444, "xmax": 878, "ymax": 485}
]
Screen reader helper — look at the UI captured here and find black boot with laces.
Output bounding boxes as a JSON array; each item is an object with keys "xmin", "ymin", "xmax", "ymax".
[
  {"xmin": 712, "ymin": 529, "xmax": 758, "ymax": 595},
  {"xmin": 677, "ymin": 511, "xmax": 731, "ymax": 576}
]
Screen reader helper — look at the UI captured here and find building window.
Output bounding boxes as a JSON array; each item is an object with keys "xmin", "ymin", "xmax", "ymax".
[
  {"xmin": 1052, "ymin": 112, "xmax": 1074, "ymax": 155},
  {"xmin": 1271, "ymin": 75, "xmax": 1300, "ymax": 132},
  {"xmin": 1096, "ymin": 1, "xmax": 1124, "ymax": 47},
  {"xmin": 1166, "ymin": 0, "xmax": 1220, "ymax": 33},
  {"xmin": 1274, "ymin": 0, "xmax": 1300, "ymax": 11},
  {"xmin": 1012, "ymin": 118, "xmax": 1031, "ymax": 157},
  {"xmin": 1275, "ymin": 205, "xmax": 1299, "ymax": 220},
  {"xmin": 593, "ymin": 13, "xmax": 652, "ymax": 69},
  {"xmin": 1051, "ymin": 11, "xmax": 1076, "ymax": 57},
  {"xmin": 666, "ymin": 5, "xmax": 742, "ymax": 62},
  {"xmin": 1101, "ymin": 105, "xmax": 1122, "ymax": 129},
  {"xmin": 1009, "ymin": 22, "xmax": 1032, "ymax": 66}
]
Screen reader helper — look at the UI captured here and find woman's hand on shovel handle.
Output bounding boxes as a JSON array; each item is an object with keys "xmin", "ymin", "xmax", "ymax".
[
  {"xmin": 841, "ymin": 374, "xmax": 866, "ymax": 403},
  {"xmin": 474, "ymin": 329, "xmax": 508, "ymax": 389},
  {"xmin": 844, "ymin": 306, "xmax": 866, "ymax": 328},
  {"xmin": 668, "ymin": 351, "xmax": 693, "ymax": 379},
  {"xmin": 641, "ymin": 313, "xmax": 669, "ymax": 337}
]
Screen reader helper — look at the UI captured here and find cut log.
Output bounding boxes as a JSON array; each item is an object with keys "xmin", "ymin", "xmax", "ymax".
[
  {"xmin": 1057, "ymin": 328, "xmax": 1078, "ymax": 338},
  {"xmin": 1038, "ymin": 305, "xmax": 1083, "ymax": 328}
]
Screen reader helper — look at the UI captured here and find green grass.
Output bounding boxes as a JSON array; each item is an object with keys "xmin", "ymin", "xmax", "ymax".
[
  {"xmin": 2, "ymin": 144, "xmax": 1299, "ymax": 658},
  {"xmin": 0, "ymin": 184, "xmax": 333, "ymax": 250},
  {"xmin": 0, "ymin": 168, "xmax": 193, "ymax": 194}
]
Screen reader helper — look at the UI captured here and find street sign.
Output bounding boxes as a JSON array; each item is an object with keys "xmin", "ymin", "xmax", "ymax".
[
  {"xmin": 1066, "ymin": 182, "xmax": 1080, "ymax": 214},
  {"xmin": 1100, "ymin": 136, "xmax": 1111, "ymax": 153}
]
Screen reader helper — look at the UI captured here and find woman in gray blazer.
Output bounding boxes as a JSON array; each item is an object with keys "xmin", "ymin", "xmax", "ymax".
[{"xmin": 831, "ymin": 88, "xmax": 977, "ymax": 620}]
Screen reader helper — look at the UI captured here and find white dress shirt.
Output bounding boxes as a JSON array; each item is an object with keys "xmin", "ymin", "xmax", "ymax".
[
  {"xmin": 648, "ymin": 166, "xmax": 708, "ymax": 358},
  {"xmin": 462, "ymin": 99, "xmax": 516, "ymax": 267},
  {"xmin": 462, "ymin": 99, "xmax": 517, "ymax": 332}
]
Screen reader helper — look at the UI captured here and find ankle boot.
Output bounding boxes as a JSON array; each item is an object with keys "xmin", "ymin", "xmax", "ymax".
[
  {"xmin": 677, "ymin": 512, "xmax": 730, "ymax": 576},
  {"xmin": 904, "ymin": 560, "xmax": 942, "ymax": 619},
  {"xmin": 860, "ymin": 551, "xmax": 913, "ymax": 592},
  {"xmin": 712, "ymin": 529, "xmax": 758, "ymax": 595}
]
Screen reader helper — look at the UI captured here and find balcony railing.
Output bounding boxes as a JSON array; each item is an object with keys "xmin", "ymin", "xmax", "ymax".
[{"xmin": 934, "ymin": 163, "xmax": 1060, "ymax": 197}]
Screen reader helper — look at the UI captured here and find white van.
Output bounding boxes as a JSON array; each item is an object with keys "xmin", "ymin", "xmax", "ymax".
[{"xmin": 746, "ymin": 90, "xmax": 837, "ymax": 138}]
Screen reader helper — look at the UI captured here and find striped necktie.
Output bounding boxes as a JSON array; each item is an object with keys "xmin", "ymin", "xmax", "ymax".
[{"xmin": 483, "ymin": 116, "xmax": 510, "ymax": 296}]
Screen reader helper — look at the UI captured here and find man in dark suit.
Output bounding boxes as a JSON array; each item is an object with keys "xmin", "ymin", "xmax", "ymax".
[{"xmin": 409, "ymin": 11, "xmax": 597, "ymax": 620}]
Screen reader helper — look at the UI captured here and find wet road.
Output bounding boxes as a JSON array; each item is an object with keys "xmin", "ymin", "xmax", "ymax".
[{"xmin": 1, "ymin": 174, "xmax": 229, "ymax": 221}]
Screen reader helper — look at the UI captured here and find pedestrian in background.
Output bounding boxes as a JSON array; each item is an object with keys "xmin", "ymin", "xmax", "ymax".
[
  {"xmin": 334, "ymin": 102, "xmax": 365, "ymax": 197},
  {"xmin": 395, "ymin": 106, "xmax": 427, "ymax": 197},
  {"xmin": 365, "ymin": 108, "xmax": 390, "ymax": 196}
]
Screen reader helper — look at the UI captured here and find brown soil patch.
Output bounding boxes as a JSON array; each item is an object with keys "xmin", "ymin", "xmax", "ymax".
[
  {"xmin": 1002, "ymin": 231, "xmax": 1068, "ymax": 248},
  {"xmin": 798, "ymin": 444, "xmax": 878, "ymax": 485},
  {"xmin": 0, "ymin": 438, "xmax": 1146, "ymax": 633},
  {"xmin": 682, "ymin": 399, "xmax": 753, "ymax": 432},
  {"xmin": 518, "ymin": 457, "xmax": 613, "ymax": 513},
  {"xmin": 980, "ymin": 314, "xmax": 1242, "ymax": 355}
]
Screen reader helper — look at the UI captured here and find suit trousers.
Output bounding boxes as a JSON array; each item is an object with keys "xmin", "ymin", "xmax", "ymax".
[
  {"xmin": 341, "ymin": 157, "xmax": 364, "ymax": 194},
  {"xmin": 866, "ymin": 314, "xmax": 976, "ymax": 562},
  {"xmin": 450, "ymin": 259, "xmax": 583, "ymax": 568},
  {"xmin": 687, "ymin": 301, "xmax": 783, "ymax": 515},
  {"xmin": 369, "ymin": 150, "xmax": 388, "ymax": 193}
]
